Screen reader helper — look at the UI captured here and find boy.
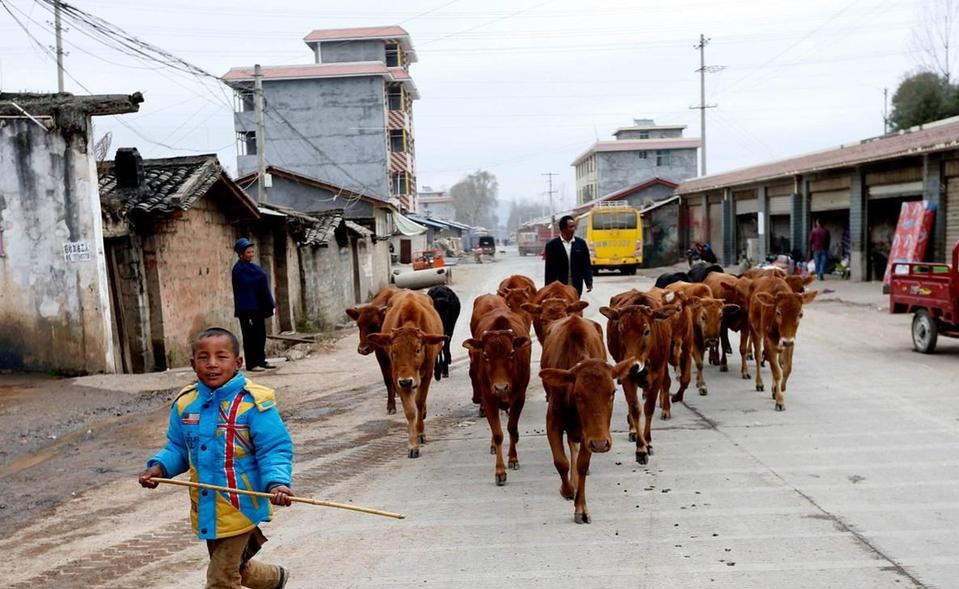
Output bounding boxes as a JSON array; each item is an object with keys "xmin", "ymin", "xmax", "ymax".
[{"xmin": 139, "ymin": 327, "xmax": 293, "ymax": 589}]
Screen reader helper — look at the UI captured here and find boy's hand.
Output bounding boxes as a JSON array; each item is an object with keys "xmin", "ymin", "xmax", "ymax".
[
  {"xmin": 269, "ymin": 485, "xmax": 294, "ymax": 507},
  {"xmin": 139, "ymin": 464, "xmax": 164, "ymax": 488}
]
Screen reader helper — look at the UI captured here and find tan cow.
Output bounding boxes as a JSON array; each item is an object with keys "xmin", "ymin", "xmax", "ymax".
[
  {"xmin": 528, "ymin": 281, "xmax": 580, "ymax": 344},
  {"xmin": 346, "ymin": 286, "xmax": 403, "ymax": 414},
  {"xmin": 367, "ymin": 291, "xmax": 447, "ymax": 457},
  {"xmin": 497, "ymin": 275, "xmax": 537, "ymax": 330}
]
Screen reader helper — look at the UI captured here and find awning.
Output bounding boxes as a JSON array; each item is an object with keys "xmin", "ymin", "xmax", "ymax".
[{"xmin": 393, "ymin": 212, "xmax": 427, "ymax": 236}]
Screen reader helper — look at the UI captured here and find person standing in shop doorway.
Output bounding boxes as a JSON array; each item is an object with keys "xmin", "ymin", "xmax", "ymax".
[
  {"xmin": 808, "ymin": 219, "xmax": 831, "ymax": 281},
  {"xmin": 232, "ymin": 238, "xmax": 276, "ymax": 372}
]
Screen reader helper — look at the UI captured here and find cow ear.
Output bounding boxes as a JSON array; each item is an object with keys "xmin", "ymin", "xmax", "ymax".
[
  {"xmin": 377, "ymin": 305, "xmax": 389, "ymax": 314},
  {"xmin": 367, "ymin": 333, "xmax": 391, "ymax": 348},
  {"xmin": 513, "ymin": 336, "xmax": 531, "ymax": 350},
  {"xmin": 568, "ymin": 300, "xmax": 589, "ymax": 313},
  {"xmin": 802, "ymin": 289, "xmax": 818, "ymax": 304},
  {"xmin": 755, "ymin": 292, "xmax": 775, "ymax": 307},
  {"xmin": 653, "ymin": 306, "xmax": 677, "ymax": 321},
  {"xmin": 612, "ymin": 357, "xmax": 637, "ymax": 380},
  {"xmin": 345, "ymin": 307, "xmax": 360, "ymax": 320},
  {"xmin": 539, "ymin": 368, "xmax": 574, "ymax": 387},
  {"xmin": 723, "ymin": 303, "xmax": 740, "ymax": 314},
  {"xmin": 599, "ymin": 306, "xmax": 620, "ymax": 320},
  {"xmin": 462, "ymin": 338, "xmax": 481, "ymax": 351},
  {"xmin": 423, "ymin": 334, "xmax": 449, "ymax": 345},
  {"xmin": 802, "ymin": 275, "xmax": 816, "ymax": 286},
  {"xmin": 521, "ymin": 303, "xmax": 542, "ymax": 316}
]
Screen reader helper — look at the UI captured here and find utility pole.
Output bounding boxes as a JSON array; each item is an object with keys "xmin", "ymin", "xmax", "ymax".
[
  {"xmin": 254, "ymin": 64, "xmax": 268, "ymax": 203},
  {"xmin": 54, "ymin": 0, "xmax": 64, "ymax": 92},
  {"xmin": 542, "ymin": 172, "xmax": 558, "ymax": 238},
  {"xmin": 883, "ymin": 87, "xmax": 889, "ymax": 134},
  {"xmin": 691, "ymin": 34, "xmax": 721, "ymax": 176}
]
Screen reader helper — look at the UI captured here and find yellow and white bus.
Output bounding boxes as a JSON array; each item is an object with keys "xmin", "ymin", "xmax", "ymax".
[{"xmin": 575, "ymin": 202, "xmax": 643, "ymax": 275}]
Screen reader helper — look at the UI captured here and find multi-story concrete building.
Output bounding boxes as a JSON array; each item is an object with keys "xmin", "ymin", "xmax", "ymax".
[
  {"xmin": 417, "ymin": 186, "xmax": 456, "ymax": 219},
  {"xmin": 224, "ymin": 26, "xmax": 419, "ymax": 211},
  {"xmin": 572, "ymin": 119, "xmax": 700, "ymax": 205}
]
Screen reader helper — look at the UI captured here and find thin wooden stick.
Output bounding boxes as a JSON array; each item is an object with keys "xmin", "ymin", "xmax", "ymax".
[{"xmin": 149, "ymin": 477, "xmax": 405, "ymax": 520}]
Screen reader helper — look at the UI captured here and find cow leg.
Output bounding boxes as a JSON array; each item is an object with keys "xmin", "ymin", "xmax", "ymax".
[
  {"xmin": 398, "ymin": 389, "xmax": 419, "ymax": 458},
  {"xmin": 442, "ymin": 340, "xmax": 451, "ymax": 378},
  {"xmin": 739, "ymin": 330, "xmax": 752, "ymax": 380},
  {"xmin": 376, "ymin": 350, "xmax": 396, "ymax": 415},
  {"xmin": 781, "ymin": 345, "xmax": 795, "ymax": 393},
  {"xmin": 694, "ymin": 344, "xmax": 708, "ymax": 396},
  {"xmin": 622, "ymin": 379, "xmax": 641, "ymax": 442},
  {"xmin": 767, "ymin": 344, "xmax": 786, "ymax": 411},
  {"xmin": 752, "ymin": 330, "xmax": 765, "ymax": 392},
  {"xmin": 485, "ymin": 400, "xmax": 507, "ymax": 485},
  {"xmin": 415, "ymin": 378, "xmax": 429, "ymax": 444},
  {"xmin": 636, "ymin": 378, "xmax": 658, "ymax": 465},
  {"xmin": 546, "ymin": 411, "xmax": 574, "ymax": 499},
  {"xmin": 506, "ymin": 397, "xmax": 524, "ymax": 471},
  {"xmin": 669, "ymin": 347, "xmax": 692, "ymax": 407},
  {"xmin": 573, "ymin": 446, "xmax": 593, "ymax": 524},
  {"xmin": 568, "ymin": 439, "xmax": 581, "ymax": 493},
  {"xmin": 469, "ymin": 351, "xmax": 485, "ymax": 417},
  {"xmin": 718, "ymin": 324, "xmax": 732, "ymax": 372}
]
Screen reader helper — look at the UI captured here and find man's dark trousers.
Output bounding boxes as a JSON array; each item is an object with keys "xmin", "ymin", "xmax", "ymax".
[{"xmin": 238, "ymin": 314, "xmax": 267, "ymax": 369}]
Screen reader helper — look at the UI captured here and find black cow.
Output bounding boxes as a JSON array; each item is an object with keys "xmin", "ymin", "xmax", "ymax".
[
  {"xmin": 428, "ymin": 285, "xmax": 461, "ymax": 380},
  {"xmin": 654, "ymin": 272, "xmax": 691, "ymax": 289},
  {"xmin": 687, "ymin": 262, "xmax": 724, "ymax": 284}
]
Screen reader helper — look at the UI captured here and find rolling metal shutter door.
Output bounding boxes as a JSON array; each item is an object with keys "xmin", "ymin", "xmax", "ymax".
[
  {"xmin": 687, "ymin": 203, "xmax": 705, "ymax": 242},
  {"xmin": 769, "ymin": 196, "xmax": 791, "ymax": 215},
  {"xmin": 867, "ymin": 181, "xmax": 923, "ymax": 200},
  {"xmin": 947, "ymin": 178, "xmax": 959, "ymax": 251},
  {"xmin": 810, "ymin": 190, "xmax": 849, "ymax": 212},
  {"xmin": 736, "ymin": 199, "xmax": 759, "ymax": 215}
]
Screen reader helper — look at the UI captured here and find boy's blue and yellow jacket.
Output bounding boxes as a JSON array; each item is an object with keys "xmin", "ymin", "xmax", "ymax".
[{"xmin": 148, "ymin": 373, "xmax": 293, "ymax": 540}]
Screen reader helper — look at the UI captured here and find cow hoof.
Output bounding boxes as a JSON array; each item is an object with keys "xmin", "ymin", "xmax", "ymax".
[
  {"xmin": 720, "ymin": 364, "xmax": 729, "ymax": 373},
  {"xmin": 741, "ymin": 373, "xmax": 751, "ymax": 380},
  {"xmin": 408, "ymin": 448, "xmax": 420, "ymax": 459},
  {"xmin": 699, "ymin": 388, "xmax": 708, "ymax": 396},
  {"xmin": 647, "ymin": 446, "xmax": 654, "ymax": 455},
  {"xmin": 574, "ymin": 512, "xmax": 591, "ymax": 525},
  {"xmin": 561, "ymin": 486, "xmax": 574, "ymax": 500},
  {"xmin": 670, "ymin": 392, "xmax": 683, "ymax": 403},
  {"xmin": 387, "ymin": 407, "xmax": 396, "ymax": 415},
  {"xmin": 756, "ymin": 384, "xmax": 765, "ymax": 392},
  {"xmin": 775, "ymin": 403, "xmax": 785, "ymax": 411},
  {"xmin": 490, "ymin": 446, "xmax": 496, "ymax": 455},
  {"xmin": 628, "ymin": 432, "xmax": 637, "ymax": 442},
  {"xmin": 418, "ymin": 434, "xmax": 426, "ymax": 444},
  {"xmin": 661, "ymin": 411, "xmax": 671, "ymax": 420},
  {"xmin": 478, "ymin": 407, "xmax": 486, "ymax": 417},
  {"xmin": 509, "ymin": 461, "xmax": 520, "ymax": 470},
  {"xmin": 747, "ymin": 353, "xmax": 754, "ymax": 361},
  {"xmin": 496, "ymin": 473, "xmax": 507, "ymax": 486},
  {"xmin": 636, "ymin": 452, "xmax": 648, "ymax": 465}
]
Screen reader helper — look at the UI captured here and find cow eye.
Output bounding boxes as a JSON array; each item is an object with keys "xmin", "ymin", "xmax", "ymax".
[
  {"xmin": 643, "ymin": 327, "xmax": 651, "ymax": 336},
  {"xmin": 509, "ymin": 351, "xmax": 515, "ymax": 359}
]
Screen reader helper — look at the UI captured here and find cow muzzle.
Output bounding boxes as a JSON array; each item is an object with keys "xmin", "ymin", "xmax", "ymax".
[
  {"xmin": 780, "ymin": 338, "xmax": 795, "ymax": 348},
  {"xmin": 492, "ymin": 382, "xmax": 511, "ymax": 397},
  {"xmin": 630, "ymin": 360, "xmax": 645, "ymax": 376},
  {"xmin": 588, "ymin": 438, "xmax": 611, "ymax": 453},
  {"xmin": 397, "ymin": 377, "xmax": 416, "ymax": 389},
  {"xmin": 704, "ymin": 337, "xmax": 719, "ymax": 348},
  {"xmin": 357, "ymin": 345, "xmax": 372, "ymax": 355}
]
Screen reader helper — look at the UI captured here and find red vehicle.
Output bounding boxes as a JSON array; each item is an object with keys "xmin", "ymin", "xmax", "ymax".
[{"xmin": 889, "ymin": 240, "xmax": 959, "ymax": 353}]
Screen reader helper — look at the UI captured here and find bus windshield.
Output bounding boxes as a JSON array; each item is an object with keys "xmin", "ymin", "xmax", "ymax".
[{"xmin": 591, "ymin": 212, "xmax": 637, "ymax": 230}]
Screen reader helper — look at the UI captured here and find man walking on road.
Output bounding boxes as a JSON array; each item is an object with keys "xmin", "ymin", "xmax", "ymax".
[
  {"xmin": 544, "ymin": 215, "xmax": 593, "ymax": 298},
  {"xmin": 232, "ymin": 238, "xmax": 276, "ymax": 372},
  {"xmin": 808, "ymin": 219, "xmax": 831, "ymax": 281}
]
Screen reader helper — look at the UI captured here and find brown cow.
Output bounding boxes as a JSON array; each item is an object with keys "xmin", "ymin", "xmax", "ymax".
[
  {"xmin": 539, "ymin": 314, "xmax": 635, "ymax": 523},
  {"xmin": 702, "ymin": 273, "xmax": 748, "ymax": 370},
  {"xmin": 463, "ymin": 308, "xmax": 531, "ymax": 485},
  {"xmin": 736, "ymin": 274, "xmax": 814, "ymax": 378},
  {"xmin": 497, "ymin": 275, "xmax": 537, "ymax": 329},
  {"xmin": 747, "ymin": 277, "xmax": 818, "ymax": 410},
  {"xmin": 367, "ymin": 291, "xmax": 447, "ymax": 457},
  {"xmin": 600, "ymin": 303, "xmax": 679, "ymax": 464},
  {"xmin": 528, "ymin": 281, "xmax": 580, "ymax": 343},
  {"xmin": 468, "ymin": 294, "xmax": 510, "ymax": 412},
  {"xmin": 346, "ymin": 286, "xmax": 402, "ymax": 414}
]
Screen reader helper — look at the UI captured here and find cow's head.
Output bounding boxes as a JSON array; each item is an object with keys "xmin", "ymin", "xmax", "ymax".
[
  {"xmin": 599, "ymin": 304, "xmax": 679, "ymax": 385},
  {"xmin": 345, "ymin": 304, "xmax": 390, "ymax": 355},
  {"xmin": 462, "ymin": 329, "xmax": 531, "ymax": 399},
  {"xmin": 540, "ymin": 358, "xmax": 636, "ymax": 453},
  {"xmin": 755, "ymin": 290, "xmax": 818, "ymax": 348},
  {"xmin": 498, "ymin": 287, "xmax": 534, "ymax": 315},
  {"xmin": 368, "ymin": 326, "xmax": 448, "ymax": 389},
  {"xmin": 784, "ymin": 274, "xmax": 816, "ymax": 293},
  {"xmin": 523, "ymin": 299, "xmax": 588, "ymax": 340},
  {"xmin": 688, "ymin": 297, "xmax": 739, "ymax": 347}
]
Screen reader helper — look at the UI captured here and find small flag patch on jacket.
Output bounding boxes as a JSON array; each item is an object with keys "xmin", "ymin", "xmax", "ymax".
[{"xmin": 181, "ymin": 413, "xmax": 200, "ymax": 425}]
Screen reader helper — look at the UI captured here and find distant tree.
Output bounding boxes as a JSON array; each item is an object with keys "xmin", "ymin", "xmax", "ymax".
[
  {"xmin": 451, "ymin": 170, "xmax": 498, "ymax": 229},
  {"xmin": 889, "ymin": 71, "xmax": 958, "ymax": 130},
  {"xmin": 912, "ymin": 0, "xmax": 958, "ymax": 83},
  {"xmin": 506, "ymin": 199, "xmax": 547, "ymax": 234}
]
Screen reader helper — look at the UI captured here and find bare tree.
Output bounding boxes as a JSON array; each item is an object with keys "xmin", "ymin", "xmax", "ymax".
[
  {"xmin": 506, "ymin": 199, "xmax": 546, "ymax": 234},
  {"xmin": 912, "ymin": 0, "xmax": 959, "ymax": 83},
  {"xmin": 450, "ymin": 170, "xmax": 498, "ymax": 229}
]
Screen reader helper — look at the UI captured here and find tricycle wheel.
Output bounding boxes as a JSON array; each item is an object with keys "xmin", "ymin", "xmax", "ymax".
[{"xmin": 912, "ymin": 310, "xmax": 938, "ymax": 354}]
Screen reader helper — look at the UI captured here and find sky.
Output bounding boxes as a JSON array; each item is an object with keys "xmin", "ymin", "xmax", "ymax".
[{"xmin": 0, "ymin": 0, "xmax": 932, "ymax": 218}]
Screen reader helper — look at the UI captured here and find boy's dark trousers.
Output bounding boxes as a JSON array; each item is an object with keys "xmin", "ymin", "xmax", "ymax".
[{"xmin": 238, "ymin": 314, "xmax": 267, "ymax": 369}]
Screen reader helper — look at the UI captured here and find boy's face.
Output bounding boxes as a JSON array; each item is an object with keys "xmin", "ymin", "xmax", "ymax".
[{"xmin": 191, "ymin": 336, "xmax": 243, "ymax": 389}]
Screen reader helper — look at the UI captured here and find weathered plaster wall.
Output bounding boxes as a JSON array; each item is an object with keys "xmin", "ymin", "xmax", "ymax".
[
  {"xmin": 0, "ymin": 119, "xmax": 115, "ymax": 373},
  {"xmin": 299, "ymin": 243, "xmax": 356, "ymax": 329}
]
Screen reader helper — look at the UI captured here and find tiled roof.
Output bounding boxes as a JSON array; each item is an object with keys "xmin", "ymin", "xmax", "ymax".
[
  {"xmin": 303, "ymin": 25, "xmax": 409, "ymax": 42},
  {"xmin": 301, "ymin": 209, "xmax": 344, "ymax": 247},
  {"xmin": 221, "ymin": 63, "xmax": 419, "ymax": 99},
  {"xmin": 677, "ymin": 116, "xmax": 959, "ymax": 194},
  {"xmin": 99, "ymin": 154, "xmax": 253, "ymax": 216},
  {"xmin": 571, "ymin": 138, "xmax": 702, "ymax": 165}
]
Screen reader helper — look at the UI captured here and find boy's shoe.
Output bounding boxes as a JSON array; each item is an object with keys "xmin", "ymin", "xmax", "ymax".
[
  {"xmin": 261, "ymin": 362, "xmax": 278, "ymax": 370},
  {"xmin": 249, "ymin": 366, "xmax": 267, "ymax": 373},
  {"xmin": 275, "ymin": 566, "xmax": 289, "ymax": 589}
]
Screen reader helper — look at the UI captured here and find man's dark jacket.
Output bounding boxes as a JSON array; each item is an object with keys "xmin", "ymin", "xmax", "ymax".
[
  {"xmin": 232, "ymin": 261, "xmax": 276, "ymax": 318},
  {"xmin": 544, "ymin": 236, "xmax": 593, "ymax": 296}
]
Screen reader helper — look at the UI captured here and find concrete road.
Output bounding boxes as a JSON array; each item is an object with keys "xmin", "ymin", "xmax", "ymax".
[{"xmin": 7, "ymin": 249, "xmax": 959, "ymax": 588}]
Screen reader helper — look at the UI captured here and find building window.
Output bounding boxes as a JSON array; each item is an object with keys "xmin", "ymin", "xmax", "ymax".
[
  {"xmin": 389, "ymin": 129, "xmax": 407, "ymax": 152},
  {"xmin": 236, "ymin": 90, "xmax": 254, "ymax": 113},
  {"xmin": 391, "ymin": 172, "xmax": 410, "ymax": 195},
  {"xmin": 656, "ymin": 150, "xmax": 670, "ymax": 166},
  {"xmin": 386, "ymin": 41, "xmax": 401, "ymax": 67},
  {"xmin": 387, "ymin": 84, "xmax": 405, "ymax": 111},
  {"xmin": 638, "ymin": 151, "xmax": 647, "ymax": 159},
  {"xmin": 639, "ymin": 130, "xmax": 650, "ymax": 139},
  {"xmin": 238, "ymin": 131, "xmax": 256, "ymax": 156}
]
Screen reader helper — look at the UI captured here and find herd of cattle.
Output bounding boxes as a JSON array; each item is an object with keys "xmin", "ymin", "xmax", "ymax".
[{"xmin": 345, "ymin": 266, "xmax": 818, "ymax": 524}]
